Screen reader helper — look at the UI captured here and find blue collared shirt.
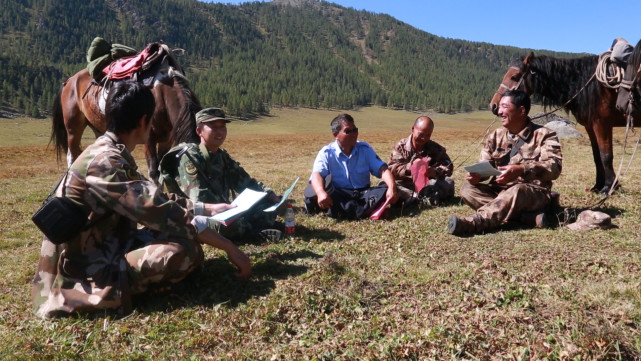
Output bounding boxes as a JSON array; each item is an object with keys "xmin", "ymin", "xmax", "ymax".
[{"xmin": 311, "ymin": 140, "xmax": 386, "ymax": 189}]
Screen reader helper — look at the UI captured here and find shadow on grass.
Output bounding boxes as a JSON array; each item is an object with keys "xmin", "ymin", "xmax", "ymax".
[
  {"xmin": 386, "ymin": 195, "xmax": 464, "ymax": 220},
  {"xmin": 133, "ymin": 248, "xmax": 323, "ymax": 313},
  {"xmin": 290, "ymin": 224, "xmax": 345, "ymax": 243}
]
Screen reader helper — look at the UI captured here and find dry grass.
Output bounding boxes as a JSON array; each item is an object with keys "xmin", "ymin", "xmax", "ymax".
[{"xmin": 2, "ymin": 107, "xmax": 641, "ymax": 360}]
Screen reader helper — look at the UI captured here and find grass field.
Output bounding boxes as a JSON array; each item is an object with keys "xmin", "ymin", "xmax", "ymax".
[{"xmin": 2, "ymin": 106, "xmax": 641, "ymax": 360}]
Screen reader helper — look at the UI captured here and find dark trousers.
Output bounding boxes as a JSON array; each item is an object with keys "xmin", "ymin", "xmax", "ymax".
[{"xmin": 304, "ymin": 179, "xmax": 388, "ymax": 220}]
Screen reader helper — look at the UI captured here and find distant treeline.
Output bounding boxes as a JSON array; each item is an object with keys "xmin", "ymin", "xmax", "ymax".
[{"xmin": 0, "ymin": 0, "xmax": 579, "ymax": 118}]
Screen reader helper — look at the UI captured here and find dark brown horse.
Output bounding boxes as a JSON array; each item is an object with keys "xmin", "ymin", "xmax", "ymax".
[
  {"xmin": 51, "ymin": 66, "xmax": 201, "ymax": 181},
  {"xmin": 490, "ymin": 53, "xmax": 632, "ymax": 194}
]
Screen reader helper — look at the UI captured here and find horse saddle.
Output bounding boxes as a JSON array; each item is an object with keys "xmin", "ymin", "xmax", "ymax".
[{"xmin": 102, "ymin": 42, "xmax": 172, "ymax": 81}]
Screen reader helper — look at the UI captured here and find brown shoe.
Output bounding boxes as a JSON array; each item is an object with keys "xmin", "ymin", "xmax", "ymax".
[{"xmin": 520, "ymin": 211, "xmax": 548, "ymax": 228}]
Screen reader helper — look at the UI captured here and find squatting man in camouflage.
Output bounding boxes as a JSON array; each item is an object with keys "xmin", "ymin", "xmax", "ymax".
[
  {"xmin": 448, "ymin": 90, "xmax": 563, "ymax": 236},
  {"xmin": 32, "ymin": 82, "xmax": 250, "ymax": 318},
  {"xmin": 388, "ymin": 116, "xmax": 455, "ymax": 206},
  {"xmin": 159, "ymin": 107, "xmax": 282, "ymax": 241}
]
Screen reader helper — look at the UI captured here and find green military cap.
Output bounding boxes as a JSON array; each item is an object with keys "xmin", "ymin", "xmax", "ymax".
[{"xmin": 195, "ymin": 107, "xmax": 229, "ymax": 125}]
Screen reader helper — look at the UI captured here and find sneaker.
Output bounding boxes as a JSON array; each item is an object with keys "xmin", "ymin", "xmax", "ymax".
[
  {"xmin": 418, "ymin": 186, "xmax": 439, "ymax": 206},
  {"xmin": 402, "ymin": 196, "xmax": 418, "ymax": 207},
  {"xmin": 259, "ymin": 229, "xmax": 282, "ymax": 242}
]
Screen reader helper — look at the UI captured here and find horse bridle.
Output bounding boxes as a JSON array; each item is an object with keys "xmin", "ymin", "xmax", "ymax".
[{"xmin": 494, "ymin": 65, "xmax": 531, "ymax": 97}]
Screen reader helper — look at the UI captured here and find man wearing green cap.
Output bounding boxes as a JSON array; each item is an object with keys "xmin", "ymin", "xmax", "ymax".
[{"xmin": 159, "ymin": 107, "xmax": 281, "ymax": 241}]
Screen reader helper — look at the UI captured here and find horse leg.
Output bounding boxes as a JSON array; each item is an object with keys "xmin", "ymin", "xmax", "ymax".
[
  {"xmin": 145, "ymin": 141, "xmax": 160, "ymax": 183},
  {"xmin": 592, "ymin": 121, "xmax": 616, "ymax": 194},
  {"xmin": 584, "ymin": 126, "xmax": 606, "ymax": 192},
  {"xmin": 590, "ymin": 119, "xmax": 615, "ymax": 193},
  {"xmin": 61, "ymin": 100, "xmax": 87, "ymax": 167},
  {"xmin": 60, "ymin": 71, "xmax": 99, "ymax": 167}
]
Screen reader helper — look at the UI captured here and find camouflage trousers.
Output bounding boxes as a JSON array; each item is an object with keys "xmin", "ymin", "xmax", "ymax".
[
  {"xmin": 460, "ymin": 182, "xmax": 551, "ymax": 229},
  {"xmin": 127, "ymin": 229, "xmax": 204, "ymax": 295}
]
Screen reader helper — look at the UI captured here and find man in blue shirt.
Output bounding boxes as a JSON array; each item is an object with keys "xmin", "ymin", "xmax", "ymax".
[{"xmin": 304, "ymin": 113, "xmax": 398, "ymax": 219}]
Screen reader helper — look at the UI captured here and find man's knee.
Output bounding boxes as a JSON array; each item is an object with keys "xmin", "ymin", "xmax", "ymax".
[
  {"xmin": 136, "ymin": 240, "xmax": 203, "ymax": 272},
  {"xmin": 459, "ymin": 182, "xmax": 478, "ymax": 205}
]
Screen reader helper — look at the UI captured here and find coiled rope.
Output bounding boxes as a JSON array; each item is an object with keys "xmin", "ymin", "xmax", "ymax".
[{"xmin": 595, "ymin": 51, "xmax": 625, "ymax": 89}]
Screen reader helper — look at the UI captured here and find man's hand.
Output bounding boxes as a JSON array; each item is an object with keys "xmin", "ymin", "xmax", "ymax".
[
  {"xmin": 226, "ymin": 245, "xmax": 251, "ymax": 279},
  {"xmin": 425, "ymin": 166, "xmax": 437, "ymax": 179},
  {"xmin": 385, "ymin": 185, "xmax": 399, "ymax": 204},
  {"xmin": 203, "ymin": 203, "xmax": 236, "ymax": 216},
  {"xmin": 466, "ymin": 172, "xmax": 482, "ymax": 185},
  {"xmin": 434, "ymin": 165, "xmax": 449, "ymax": 178},
  {"xmin": 311, "ymin": 171, "xmax": 333, "ymax": 210},
  {"xmin": 496, "ymin": 164, "xmax": 525, "ymax": 185},
  {"xmin": 267, "ymin": 191, "xmax": 281, "ymax": 204},
  {"xmin": 317, "ymin": 190, "xmax": 333, "ymax": 210},
  {"xmin": 196, "ymin": 228, "xmax": 251, "ymax": 278}
]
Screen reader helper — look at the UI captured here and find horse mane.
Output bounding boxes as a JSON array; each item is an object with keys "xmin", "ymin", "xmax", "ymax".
[
  {"xmin": 170, "ymin": 70, "xmax": 201, "ymax": 144},
  {"xmin": 519, "ymin": 54, "xmax": 601, "ymax": 122},
  {"xmin": 625, "ymin": 39, "xmax": 641, "ymax": 83}
]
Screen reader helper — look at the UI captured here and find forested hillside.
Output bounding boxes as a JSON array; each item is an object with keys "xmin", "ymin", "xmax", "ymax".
[{"xmin": 0, "ymin": 0, "xmax": 578, "ymax": 118}]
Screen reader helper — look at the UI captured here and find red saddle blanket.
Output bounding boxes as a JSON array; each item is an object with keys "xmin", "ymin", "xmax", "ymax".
[{"xmin": 102, "ymin": 43, "xmax": 165, "ymax": 80}]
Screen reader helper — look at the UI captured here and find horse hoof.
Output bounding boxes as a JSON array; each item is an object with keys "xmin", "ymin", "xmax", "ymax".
[{"xmin": 589, "ymin": 185, "xmax": 604, "ymax": 194}]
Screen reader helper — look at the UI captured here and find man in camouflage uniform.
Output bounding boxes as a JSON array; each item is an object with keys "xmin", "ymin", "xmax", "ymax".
[
  {"xmin": 388, "ymin": 116, "xmax": 454, "ymax": 206},
  {"xmin": 448, "ymin": 90, "xmax": 563, "ymax": 236},
  {"xmin": 32, "ymin": 82, "xmax": 250, "ymax": 318},
  {"xmin": 159, "ymin": 107, "xmax": 281, "ymax": 241}
]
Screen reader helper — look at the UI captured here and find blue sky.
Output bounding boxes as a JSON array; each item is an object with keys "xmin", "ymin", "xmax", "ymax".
[{"xmin": 202, "ymin": 0, "xmax": 640, "ymax": 54}]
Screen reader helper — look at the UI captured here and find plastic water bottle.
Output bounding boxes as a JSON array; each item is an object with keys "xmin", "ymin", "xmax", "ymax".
[{"xmin": 285, "ymin": 204, "xmax": 295, "ymax": 236}]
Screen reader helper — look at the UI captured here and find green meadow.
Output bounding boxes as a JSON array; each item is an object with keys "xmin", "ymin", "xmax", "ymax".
[{"xmin": 2, "ymin": 106, "xmax": 641, "ymax": 360}]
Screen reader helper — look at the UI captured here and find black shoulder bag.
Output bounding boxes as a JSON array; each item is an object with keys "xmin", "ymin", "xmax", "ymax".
[{"xmin": 32, "ymin": 172, "xmax": 88, "ymax": 245}]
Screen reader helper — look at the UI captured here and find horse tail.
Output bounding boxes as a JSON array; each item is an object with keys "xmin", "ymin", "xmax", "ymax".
[{"xmin": 50, "ymin": 85, "xmax": 67, "ymax": 162}]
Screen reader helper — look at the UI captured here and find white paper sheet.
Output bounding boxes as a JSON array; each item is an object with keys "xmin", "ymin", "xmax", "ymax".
[{"xmin": 463, "ymin": 161, "xmax": 503, "ymax": 177}]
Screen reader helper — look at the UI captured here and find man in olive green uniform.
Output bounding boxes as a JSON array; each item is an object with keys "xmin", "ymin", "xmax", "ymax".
[
  {"xmin": 32, "ymin": 82, "xmax": 250, "ymax": 318},
  {"xmin": 388, "ymin": 116, "xmax": 454, "ymax": 206},
  {"xmin": 159, "ymin": 108, "xmax": 281, "ymax": 241},
  {"xmin": 448, "ymin": 90, "xmax": 563, "ymax": 236}
]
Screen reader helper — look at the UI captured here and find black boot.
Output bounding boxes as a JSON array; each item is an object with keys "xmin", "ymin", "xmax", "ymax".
[{"xmin": 519, "ymin": 211, "xmax": 548, "ymax": 228}]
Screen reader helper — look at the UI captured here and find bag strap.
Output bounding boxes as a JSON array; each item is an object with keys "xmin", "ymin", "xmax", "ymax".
[
  {"xmin": 43, "ymin": 169, "xmax": 71, "ymax": 202},
  {"xmin": 45, "ymin": 167, "xmax": 114, "ymax": 230},
  {"xmin": 509, "ymin": 137, "xmax": 526, "ymax": 158}
]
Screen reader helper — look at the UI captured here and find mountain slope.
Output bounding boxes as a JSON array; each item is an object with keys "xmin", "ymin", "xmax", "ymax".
[{"xmin": 0, "ymin": 0, "xmax": 576, "ymax": 117}]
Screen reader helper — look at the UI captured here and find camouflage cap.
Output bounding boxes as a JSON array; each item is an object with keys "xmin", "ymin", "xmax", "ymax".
[
  {"xmin": 196, "ymin": 107, "xmax": 229, "ymax": 125},
  {"xmin": 566, "ymin": 210, "xmax": 615, "ymax": 231}
]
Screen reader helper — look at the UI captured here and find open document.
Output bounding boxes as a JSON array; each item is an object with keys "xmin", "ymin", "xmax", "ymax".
[
  {"xmin": 209, "ymin": 177, "xmax": 300, "ymax": 226},
  {"xmin": 209, "ymin": 189, "xmax": 267, "ymax": 226},
  {"xmin": 464, "ymin": 161, "xmax": 503, "ymax": 177},
  {"xmin": 263, "ymin": 177, "xmax": 299, "ymax": 212}
]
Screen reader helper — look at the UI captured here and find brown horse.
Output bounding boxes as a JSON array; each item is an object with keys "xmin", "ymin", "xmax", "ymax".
[
  {"xmin": 51, "ymin": 67, "xmax": 201, "ymax": 181},
  {"xmin": 490, "ymin": 53, "xmax": 632, "ymax": 194}
]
